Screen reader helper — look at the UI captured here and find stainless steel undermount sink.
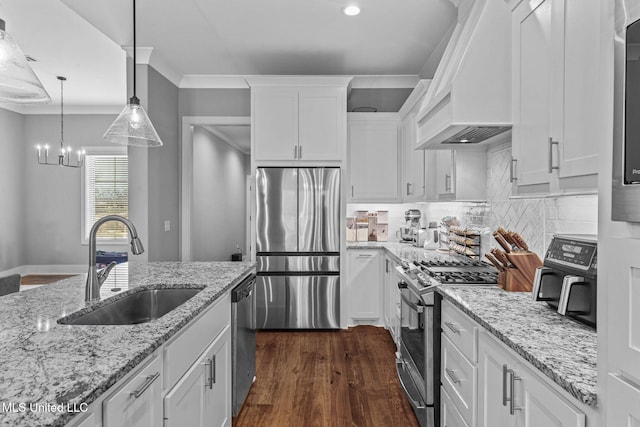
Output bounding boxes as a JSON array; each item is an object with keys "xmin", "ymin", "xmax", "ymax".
[{"xmin": 59, "ymin": 288, "xmax": 203, "ymax": 325}]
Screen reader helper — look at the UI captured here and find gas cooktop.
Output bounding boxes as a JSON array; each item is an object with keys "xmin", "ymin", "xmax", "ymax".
[{"xmin": 418, "ymin": 259, "xmax": 498, "ymax": 285}]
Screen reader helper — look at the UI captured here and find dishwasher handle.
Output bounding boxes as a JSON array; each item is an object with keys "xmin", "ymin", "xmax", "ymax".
[{"xmin": 232, "ymin": 275, "xmax": 256, "ymax": 303}]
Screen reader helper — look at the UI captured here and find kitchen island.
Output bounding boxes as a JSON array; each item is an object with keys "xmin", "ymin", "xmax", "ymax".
[
  {"xmin": 0, "ymin": 261, "xmax": 255, "ymax": 427},
  {"xmin": 347, "ymin": 241, "xmax": 597, "ymax": 408}
]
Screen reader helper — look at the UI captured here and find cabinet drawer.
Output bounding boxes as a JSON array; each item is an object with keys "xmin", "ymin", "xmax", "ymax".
[
  {"xmin": 164, "ymin": 293, "xmax": 231, "ymax": 389},
  {"xmin": 442, "ymin": 301, "xmax": 477, "ymax": 362},
  {"xmin": 103, "ymin": 354, "xmax": 163, "ymax": 427},
  {"xmin": 441, "ymin": 386, "xmax": 470, "ymax": 427},
  {"xmin": 442, "ymin": 335, "xmax": 476, "ymax": 427}
]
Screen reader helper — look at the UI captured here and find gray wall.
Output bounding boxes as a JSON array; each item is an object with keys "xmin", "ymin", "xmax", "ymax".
[
  {"xmin": 0, "ymin": 108, "xmax": 26, "ymax": 271},
  {"xmin": 23, "ymin": 114, "xmax": 124, "ymax": 266},
  {"xmin": 179, "ymin": 89, "xmax": 250, "ymax": 117},
  {"xmin": 191, "ymin": 126, "xmax": 249, "ymax": 261},
  {"xmin": 147, "ymin": 66, "xmax": 180, "ymax": 261}
]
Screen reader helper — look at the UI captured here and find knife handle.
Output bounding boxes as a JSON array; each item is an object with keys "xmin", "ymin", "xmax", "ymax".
[
  {"xmin": 512, "ymin": 232, "xmax": 529, "ymax": 251},
  {"xmin": 492, "ymin": 249, "xmax": 510, "ymax": 267},
  {"xmin": 493, "ymin": 232, "xmax": 512, "ymax": 253},
  {"xmin": 485, "ymin": 253, "xmax": 506, "ymax": 271}
]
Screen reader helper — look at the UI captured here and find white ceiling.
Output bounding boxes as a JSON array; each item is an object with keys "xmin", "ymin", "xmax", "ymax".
[{"xmin": 1, "ymin": 0, "xmax": 457, "ymax": 113}]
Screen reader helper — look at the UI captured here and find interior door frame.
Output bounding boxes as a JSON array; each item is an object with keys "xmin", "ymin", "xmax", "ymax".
[{"xmin": 180, "ymin": 116, "xmax": 250, "ymax": 261}]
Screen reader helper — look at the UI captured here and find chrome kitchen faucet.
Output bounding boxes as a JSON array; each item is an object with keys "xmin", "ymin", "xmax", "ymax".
[{"xmin": 85, "ymin": 215, "xmax": 144, "ymax": 302}]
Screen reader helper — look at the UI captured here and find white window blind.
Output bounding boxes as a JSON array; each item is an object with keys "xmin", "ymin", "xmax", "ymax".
[{"xmin": 84, "ymin": 154, "xmax": 128, "ymax": 241}]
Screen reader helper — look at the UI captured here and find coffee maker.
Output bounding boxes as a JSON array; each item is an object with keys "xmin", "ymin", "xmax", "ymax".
[{"xmin": 400, "ymin": 209, "xmax": 421, "ymax": 242}]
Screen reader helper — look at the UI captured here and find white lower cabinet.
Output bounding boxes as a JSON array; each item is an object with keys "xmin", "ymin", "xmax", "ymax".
[
  {"xmin": 441, "ymin": 386, "xmax": 469, "ymax": 427},
  {"xmin": 478, "ymin": 331, "xmax": 586, "ymax": 427},
  {"xmin": 383, "ymin": 255, "xmax": 401, "ymax": 347},
  {"xmin": 164, "ymin": 325, "xmax": 231, "ymax": 427},
  {"xmin": 606, "ymin": 373, "xmax": 640, "ymax": 426},
  {"xmin": 103, "ymin": 355, "xmax": 163, "ymax": 427},
  {"xmin": 346, "ymin": 249, "xmax": 383, "ymax": 325}
]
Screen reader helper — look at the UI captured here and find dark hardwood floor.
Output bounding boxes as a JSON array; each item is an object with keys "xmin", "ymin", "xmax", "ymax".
[{"xmin": 234, "ymin": 326, "xmax": 419, "ymax": 427}]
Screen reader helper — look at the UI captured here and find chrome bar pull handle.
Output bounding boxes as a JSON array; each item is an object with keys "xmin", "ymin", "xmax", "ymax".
[
  {"xmin": 212, "ymin": 355, "xmax": 216, "ymax": 385},
  {"xmin": 444, "ymin": 321, "xmax": 461, "ymax": 334},
  {"xmin": 407, "ymin": 182, "xmax": 411, "ymax": 196},
  {"xmin": 298, "ymin": 145, "xmax": 302, "ymax": 159},
  {"xmin": 502, "ymin": 364, "xmax": 509, "ymax": 406},
  {"xmin": 510, "ymin": 158, "xmax": 518, "ymax": 182},
  {"xmin": 548, "ymin": 137, "xmax": 559, "ymax": 173},
  {"xmin": 445, "ymin": 368, "xmax": 461, "ymax": 384},
  {"xmin": 293, "ymin": 145, "xmax": 298, "ymax": 159},
  {"xmin": 351, "ymin": 185, "xmax": 354, "ymax": 198},
  {"xmin": 130, "ymin": 372, "xmax": 160, "ymax": 398},
  {"xmin": 509, "ymin": 369, "xmax": 521, "ymax": 415}
]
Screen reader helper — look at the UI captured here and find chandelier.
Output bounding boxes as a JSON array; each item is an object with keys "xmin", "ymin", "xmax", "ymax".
[{"xmin": 36, "ymin": 76, "xmax": 85, "ymax": 168}]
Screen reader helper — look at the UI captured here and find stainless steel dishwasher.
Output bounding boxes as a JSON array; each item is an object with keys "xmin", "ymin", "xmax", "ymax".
[{"xmin": 232, "ymin": 274, "xmax": 256, "ymax": 416}]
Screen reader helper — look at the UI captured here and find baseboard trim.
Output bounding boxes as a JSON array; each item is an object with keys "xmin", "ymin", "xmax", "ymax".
[{"xmin": 0, "ymin": 265, "xmax": 86, "ymax": 276}]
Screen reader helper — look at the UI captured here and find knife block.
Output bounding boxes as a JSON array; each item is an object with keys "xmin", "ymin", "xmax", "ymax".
[{"xmin": 498, "ymin": 268, "xmax": 533, "ymax": 292}]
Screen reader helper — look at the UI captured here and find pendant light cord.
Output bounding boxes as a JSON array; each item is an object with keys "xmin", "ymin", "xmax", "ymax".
[
  {"xmin": 59, "ymin": 77, "xmax": 64, "ymax": 148},
  {"xmin": 132, "ymin": 0, "xmax": 136, "ymax": 98}
]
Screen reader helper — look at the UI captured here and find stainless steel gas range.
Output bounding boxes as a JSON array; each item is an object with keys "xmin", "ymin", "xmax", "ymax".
[{"xmin": 395, "ymin": 258, "xmax": 498, "ymax": 427}]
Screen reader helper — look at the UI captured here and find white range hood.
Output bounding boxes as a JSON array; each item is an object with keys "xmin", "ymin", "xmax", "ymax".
[{"xmin": 415, "ymin": 0, "xmax": 511, "ymax": 149}]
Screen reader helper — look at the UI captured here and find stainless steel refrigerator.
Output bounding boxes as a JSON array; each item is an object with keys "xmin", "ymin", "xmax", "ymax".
[{"xmin": 255, "ymin": 167, "xmax": 340, "ymax": 329}]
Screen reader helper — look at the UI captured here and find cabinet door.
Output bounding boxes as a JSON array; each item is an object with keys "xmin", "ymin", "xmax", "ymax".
[
  {"xmin": 477, "ymin": 333, "xmax": 517, "ymax": 427},
  {"xmin": 346, "ymin": 250, "xmax": 382, "ymax": 323},
  {"xmin": 512, "ymin": 0, "xmax": 558, "ymax": 186},
  {"xmin": 348, "ymin": 117, "xmax": 400, "ymax": 202},
  {"xmin": 603, "ymin": 237, "xmax": 640, "ymax": 382},
  {"xmin": 253, "ymin": 87, "xmax": 299, "ymax": 161},
  {"xmin": 435, "ymin": 150, "xmax": 454, "ymax": 199},
  {"xmin": 103, "ymin": 355, "xmax": 163, "ymax": 427},
  {"xmin": 516, "ymin": 363, "xmax": 585, "ymax": 427},
  {"xmin": 557, "ymin": 0, "xmax": 599, "ymax": 179},
  {"xmin": 165, "ymin": 326, "xmax": 232, "ymax": 427},
  {"xmin": 607, "ymin": 374, "xmax": 640, "ymax": 427},
  {"xmin": 299, "ymin": 87, "xmax": 344, "ymax": 161},
  {"xmin": 402, "ymin": 113, "xmax": 426, "ymax": 201},
  {"xmin": 441, "ymin": 387, "xmax": 470, "ymax": 427}
]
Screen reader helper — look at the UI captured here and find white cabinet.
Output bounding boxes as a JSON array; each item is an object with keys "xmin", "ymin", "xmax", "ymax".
[
  {"xmin": 347, "ymin": 113, "xmax": 401, "ymax": 202},
  {"xmin": 164, "ymin": 326, "xmax": 231, "ymax": 427},
  {"xmin": 401, "ymin": 112, "xmax": 426, "ymax": 201},
  {"xmin": 249, "ymin": 77, "xmax": 350, "ymax": 162},
  {"xmin": 606, "ymin": 374, "xmax": 640, "ymax": 427},
  {"xmin": 399, "ymin": 80, "xmax": 430, "ymax": 202},
  {"xmin": 478, "ymin": 331, "xmax": 586, "ymax": 427},
  {"xmin": 346, "ymin": 249, "xmax": 383, "ymax": 325},
  {"xmin": 102, "ymin": 355, "xmax": 163, "ymax": 427},
  {"xmin": 426, "ymin": 149, "xmax": 487, "ymax": 201},
  {"xmin": 511, "ymin": 0, "xmax": 600, "ymax": 192}
]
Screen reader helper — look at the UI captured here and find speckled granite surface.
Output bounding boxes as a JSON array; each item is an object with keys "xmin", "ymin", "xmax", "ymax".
[
  {"xmin": 348, "ymin": 242, "xmax": 598, "ymax": 407},
  {"xmin": 439, "ymin": 286, "xmax": 597, "ymax": 407},
  {"xmin": 0, "ymin": 261, "xmax": 255, "ymax": 427}
]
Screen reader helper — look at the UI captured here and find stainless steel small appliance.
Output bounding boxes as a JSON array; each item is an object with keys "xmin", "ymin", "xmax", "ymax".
[
  {"xmin": 613, "ymin": 12, "xmax": 640, "ymax": 221},
  {"xmin": 401, "ymin": 209, "xmax": 422, "ymax": 243},
  {"xmin": 531, "ymin": 235, "xmax": 597, "ymax": 328},
  {"xmin": 232, "ymin": 274, "xmax": 256, "ymax": 416},
  {"xmin": 395, "ymin": 257, "xmax": 498, "ymax": 426}
]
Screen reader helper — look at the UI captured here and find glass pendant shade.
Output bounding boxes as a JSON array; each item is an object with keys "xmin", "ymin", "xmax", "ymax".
[
  {"xmin": 103, "ymin": 96, "xmax": 162, "ymax": 147},
  {"xmin": 0, "ymin": 19, "xmax": 51, "ymax": 103}
]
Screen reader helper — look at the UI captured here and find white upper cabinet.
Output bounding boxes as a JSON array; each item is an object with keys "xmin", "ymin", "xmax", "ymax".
[
  {"xmin": 399, "ymin": 80, "xmax": 431, "ymax": 202},
  {"xmin": 426, "ymin": 149, "xmax": 487, "ymax": 202},
  {"xmin": 511, "ymin": 0, "xmax": 600, "ymax": 192},
  {"xmin": 248, "ymin": 77, "xmax": 351, "ymax": 163},
  {"xmin": 347, "ymin": 113, "xmax": 401, "ymax": 202}
]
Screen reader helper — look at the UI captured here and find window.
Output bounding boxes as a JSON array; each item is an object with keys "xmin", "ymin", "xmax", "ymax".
[{"xmin": 81, "ymin": 147, "xmax": 128, "ymax": 244}]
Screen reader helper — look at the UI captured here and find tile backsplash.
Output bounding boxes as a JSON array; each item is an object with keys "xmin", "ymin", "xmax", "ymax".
[{"xmin": 347, "ymin": 143, "xmax": 598, "ymax": 259}]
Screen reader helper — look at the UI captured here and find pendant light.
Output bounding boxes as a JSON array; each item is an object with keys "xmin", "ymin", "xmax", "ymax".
[
  {"xmin": 103, "ymin": 0, "xmax": 162, "ymax": 147},
  {"xmin": 36, "ymin": 76, "xmax": 85, "ymax": 168},
  {"xmin": 0, "ymin": 18, "xmax": 51, "ymax": 103}
]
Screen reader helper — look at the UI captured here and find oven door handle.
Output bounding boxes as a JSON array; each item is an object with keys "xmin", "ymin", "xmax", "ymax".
[{"xmin": 401, "ymin": 292, "xmax": 424, "ymax": 313}]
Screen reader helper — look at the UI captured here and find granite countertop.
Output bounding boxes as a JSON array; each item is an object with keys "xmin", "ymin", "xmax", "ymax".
[
  {"xmin": 0, "ymin": 261, "xmax": 255, "ymax": 427},
  {"xmin": 348, "ymin": 241, "xmax": 598, "ymax": 407}
]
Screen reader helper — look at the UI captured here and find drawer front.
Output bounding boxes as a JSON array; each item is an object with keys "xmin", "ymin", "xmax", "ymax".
[
  {"xmin": 164, "ymin": 293, "xmax": 231, "ymax": 389},
  {"xmin": 442, "ymin": 334, "xmax": 476, "ymax": 427},
  {"xmin": 441, "ymin": 386, "xmax": 470, "ymax": 427},
  {"xmin": 442, "ymin": 301, "xmax": 477, "ymax": 362}
]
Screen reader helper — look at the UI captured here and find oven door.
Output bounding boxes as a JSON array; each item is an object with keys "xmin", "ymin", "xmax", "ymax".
[{"xmin": 396, "ymin": 279, "xmax": 434, "ymax": 427}]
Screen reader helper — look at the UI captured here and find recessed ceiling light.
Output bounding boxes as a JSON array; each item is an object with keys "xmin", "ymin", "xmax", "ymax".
[{"xmin": 343, "ymin": 5, "xmax": 361, "ymax": 16}]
